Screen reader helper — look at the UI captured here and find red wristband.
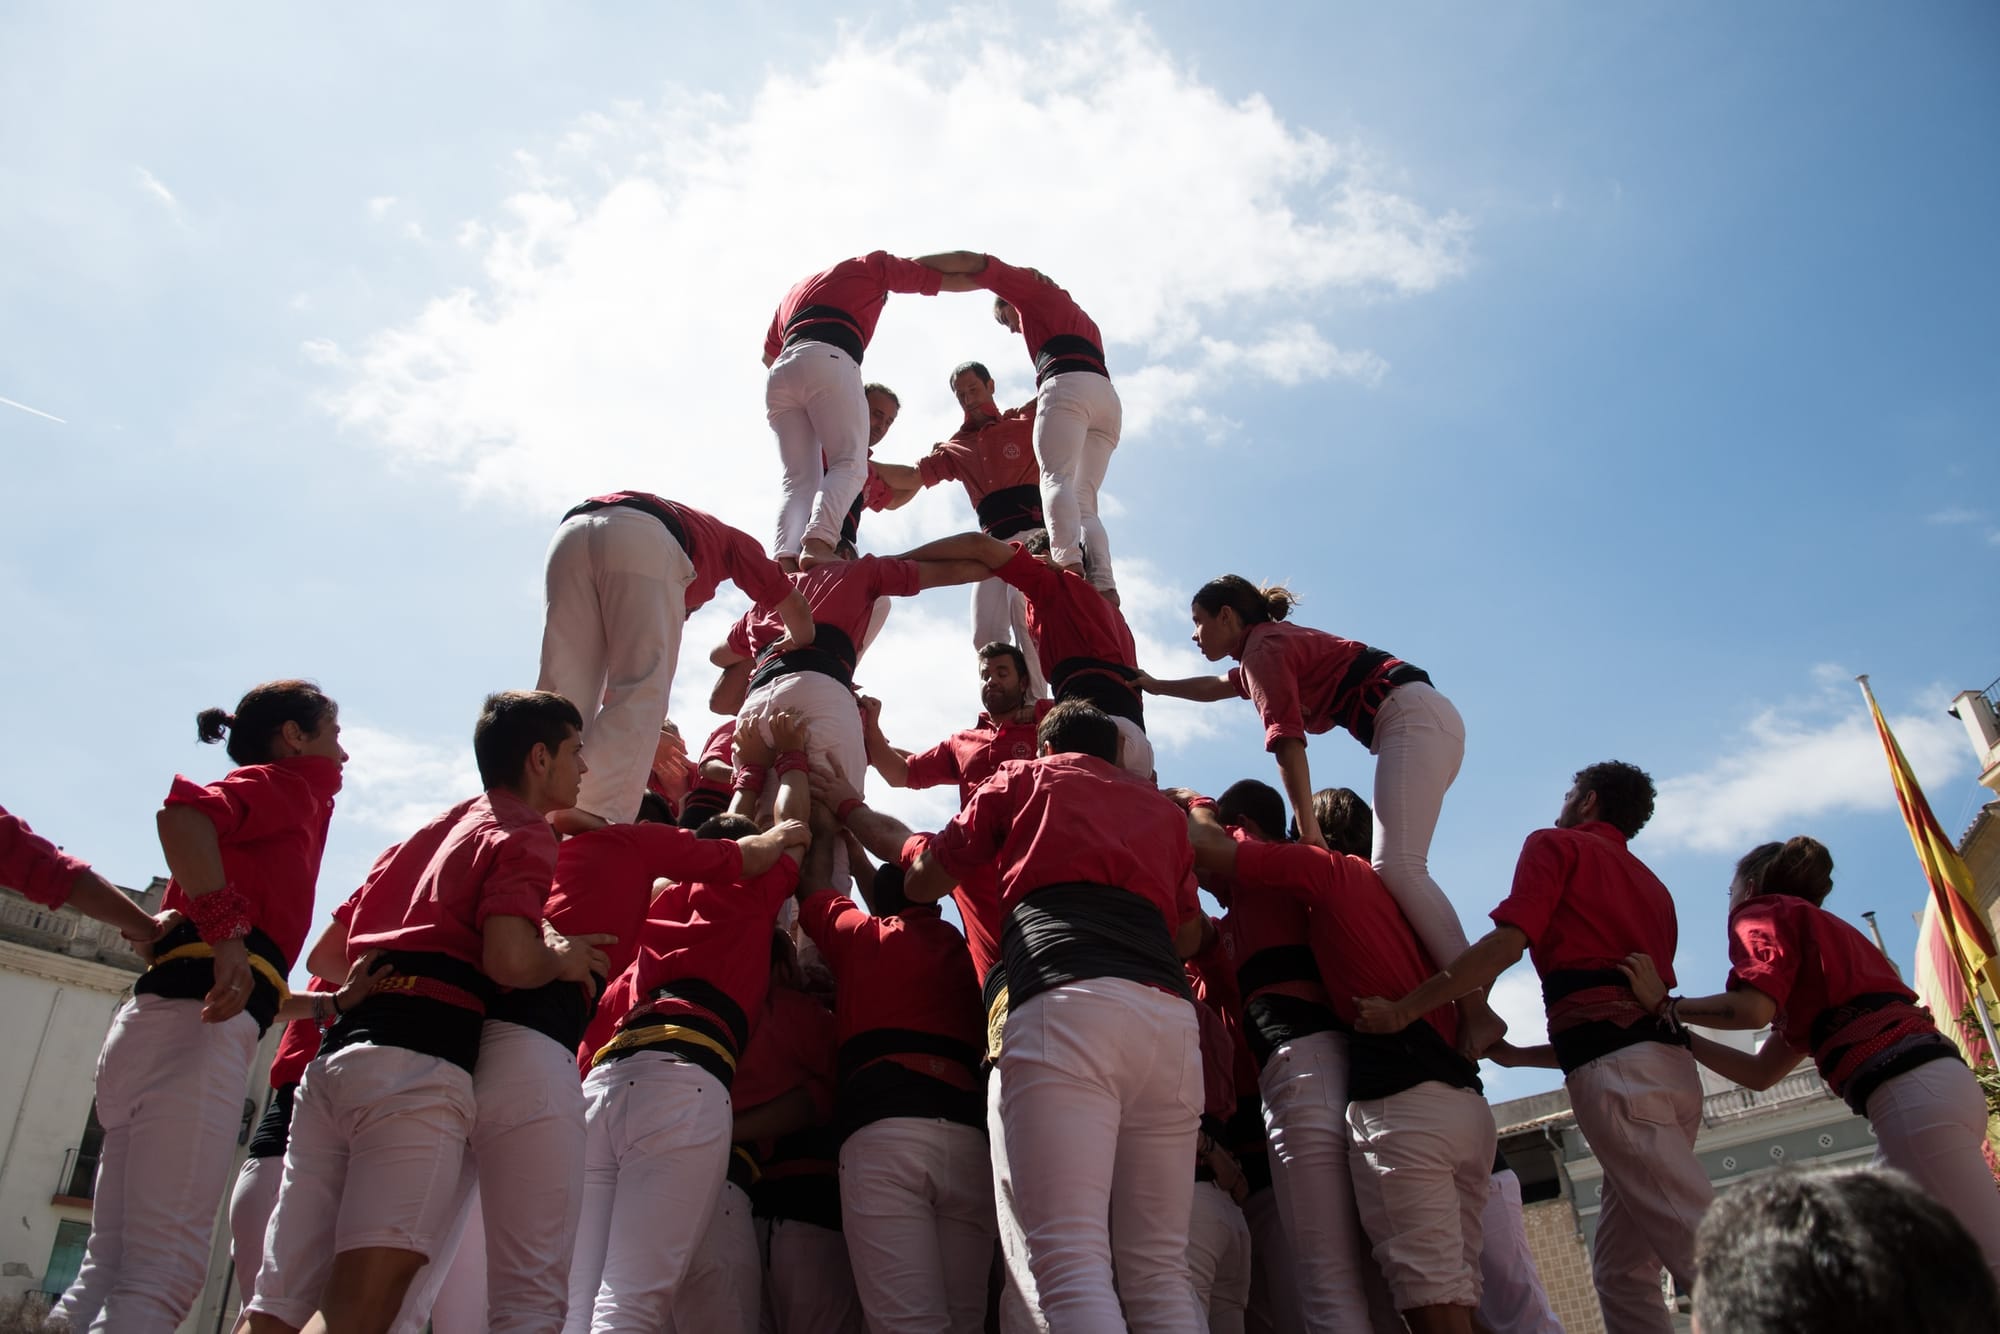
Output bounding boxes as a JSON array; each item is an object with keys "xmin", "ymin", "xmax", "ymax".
[
  {"xmin": 186, "ymin": 886, "xmax": 253, "ymax": 945},
  {"xmin": 732, "ymin": 765, "xmax": 768, "ymax": 795},
  {"xmin": 773, "ymin": 750, "xmax": 810, "ymax": 777},
  {"xmin": 898, "ymin": 833, "xmax": 931, "ymax": 870},
  {"xmin": 835, "ymin": 797, "xmax": 863, "ymax": 823},
  {"xmin": 1187, "ymin": 796, "xmax": 1218, "ymax": 811}
]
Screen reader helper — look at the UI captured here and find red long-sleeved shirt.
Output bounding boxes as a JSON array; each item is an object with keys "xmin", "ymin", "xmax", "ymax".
[
  {"xmin": 979, "ymin": 256, "xmax": 1105, "ymax": 367},
  {"xmin": 763, "ymin": 253, "xmax": 945, "ymax": 362},
  {"xmin": 583, "ymin": 492, "xmax": 793, "ymax": 616},
  {"xmin": 0, "ymin": 804, "xmax": 91, "ymax": 910}
]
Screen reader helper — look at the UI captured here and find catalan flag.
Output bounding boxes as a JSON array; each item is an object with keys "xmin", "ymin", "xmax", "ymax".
[{"xmin": 1858, "ymin": 675, "xmax": 2000, "ymax": 1005}]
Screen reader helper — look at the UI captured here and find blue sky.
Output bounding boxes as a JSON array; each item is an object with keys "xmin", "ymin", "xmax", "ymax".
[{"xmin": 3, "ymin": 1, "xmax": 1995, "ymax": 1100}]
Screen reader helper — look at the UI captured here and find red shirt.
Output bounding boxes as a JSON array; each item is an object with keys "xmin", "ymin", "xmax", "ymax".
[
  {"xmin": 266, "ymin": 978, "xmax": 333, "ymax": 1088},
  {"xmin": 994, "ymin": 544, "xmax": 1138, "ymax": 679},
  {"xmin": 587, "ymin": 493, "xmax": 793, "ymax": 616},
  {"xmin": 0, "ymin": 804, "xmax": 92, "ymax": 910},
  {"xmin": 797, "ymin": 892, "xmax": 983, "ymax": 1052},
  {"xmin": 930, "ymin": 754, "xmax": 1198, "ymax": 931},
  {"xmin": 1228, "ymin": 621, "xmax": 1414, "ymax": 752},
  {"xmin": 625, "ymin": 858, "xmax": 801, "ymax": 1051},
  {"xmin": 160, "ymin": 755, "xmax": 342, "ymax": 968},
  {"xmin": 1188, "ymin": 966, "xmax": 1242, "ymax": 1120},
  {"xmin": 1726, "ymin": 894, "xmax": 1926, "ymax": 1058},
  {"xmin": 726, "ymin": 556, "xmax": 922, "ymax": 662},
  {"xmin": 546, "ymin": 824, "xmax": 747, "ymax": 985},
  {"xmin": 1232, "ymin": 839, "xmax": 1457, "ymax": 1047},
  {"xmin": 980, "ymin": 256, "xmax": 1106, "ymax": 362},
  {"xmin": 1212, "ymin": 831, "xmax": 1328, "ymax": 1008},
  {"xmin": 1490, "ymin": 822, "xmax": 1679, "ymax": 1032},
  {"xmin": 733, "ymin": 983, "xmax": 839, "ymax": 1123},
  {"xmin": 342, "ymin": 788, "xmax": 557, "ymax": 970},
  {"xmin": 763, "ymin": 253, "xmax": 945, "ymax": 362},
  {"xmin": 579, "ymin": 962, "xmax": 638, "ymax": 1076},
  {"xmin": 916, "ymin": 403, "xmax": 1041, "ymax": 511}
]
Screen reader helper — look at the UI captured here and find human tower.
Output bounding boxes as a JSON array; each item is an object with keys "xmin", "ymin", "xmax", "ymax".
[{"xmin": 6, "ymin": 250, "xmax": 1998, "ymax": 1334}]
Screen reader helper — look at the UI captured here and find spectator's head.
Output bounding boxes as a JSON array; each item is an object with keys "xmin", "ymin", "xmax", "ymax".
[
  {"xmin": 1038, "ymin": 700, "xmax": 1120, "ymax": 765},
  {"xmin": 197, "ymin": 680, "xmax": 343, "ymax": 768},
  {"xmin": 1217, "ymin": 780, "xmax": 1287, "ymax": 843},
  {"xmin": 1691, "ymin": 1167, "xmax": 1997, "ymax": 1334},
  {"xmin": 473, "ymin": 690, "xmax": 585, "ymax": 811},
  {"xmin": 1311, "ymin": 787, "xmax": 1374, "ymax": 859},
  {"xmin": 1189, "ymin": 576, "xmax": 1295, "ymax": 661},
  {"xmin": 1558, "ymin": 760, "xmax": 1656, "ymax": 838}
]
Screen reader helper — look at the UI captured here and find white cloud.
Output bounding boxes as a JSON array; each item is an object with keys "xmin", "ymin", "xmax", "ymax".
[
  {"xmin": 367, "ymin": 195, "xmax": 398, "ymax": 220},
  {"xmin": 1642, "ymin": 668, "xmax": 1971, "ymax": 854},
  {"xmin": 134, "ymin": 166, "xmax": 178, "ymax": 213},
  {"xmin": 323, "ymin": 3, "xmax": 1467, "ymax": 530},
  {"xmin": 1927, "ymin": 506, "xmax": 1981, "ymax": 526},
  {"xmin": 300, "ymin": 338, "xmax": 344, "ymax": 366},
  {"xmin": 338, "ymin": 722, "xmax": 484, "ymax": 834}
]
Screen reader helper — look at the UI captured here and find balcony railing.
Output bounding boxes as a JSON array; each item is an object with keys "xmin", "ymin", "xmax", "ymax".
[
  {"xmin": 53, "ymin": 1145, "xmax": 97, "ymax": 1201},
  {"xmin": 1701, "ymin": 1069, "xmax": 1835, "ymax": 1124},
  {"xmin": 0, "ymin": 892, "xmax": 145, "ymax": 970}
]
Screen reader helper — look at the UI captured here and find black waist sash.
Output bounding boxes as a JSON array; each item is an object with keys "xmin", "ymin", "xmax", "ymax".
[
  {"xmin": 1236, "ymin": 944, "xmax": 1340, "ymax": 1066},
  {"xmin": 1034, "ymin": 334, "xmax": 1110, "ymax": 386},
  {"xmin": 1541, "ymin": 967, "xmax": 1632, "ymax": 1008},
  {"xmin": 782, "ymin": 304, "xmax": 866, "ymax": 364},
  {"xmin": 749, "ymin": 623, "xmax": 859, "ymax": 693},
  {"xmin": 1049, "ymin": 656, "xmax": 1145, "ymax": 727},
  {"xmin": 752, "ymin": 1124, "xmax": 844, "ymax": 1230},
  {"xmin": 323, "ymin": 950, "xmax": 495, "ymax": 1073},
  {"xmin": 135, "ymin": 920, "xmax": 288, "ymax": 1035},
  {"xmin": 1347, "ymin": 1023, "xmax": 1483, "ymax": 1102},
  {"xmin": 562, "ymin": 494, "xmax": 692, "ymax": 559},
  {"xmin": 975, "ymin": 484, "xmax": 1045, "ymax": 539},
  {"xmin": 598, "ymin": 977, "xmax": 751, "ymax": 1091},
  {"xmin": 489, "ymin": 973, "xmax": 603, "ymax": 1051},
  {"xmin": 1338, "ymin": 659, "xmax": 1430, "ymax": 749},
  {"xmin": 836, "ymin": 1027, "xmax": 985, "ymax": 1136},
  {"xmin": 1552, "ymin": 1016, "xmax": 1690, "ymax": 1075},
  {"xmin": 246, "ymin": 1082, "xmax": 298, "ymax": 1160},
  {"xmin": 1000, "ymin": 883, "xmax": 1191, "ymax": 1011}
]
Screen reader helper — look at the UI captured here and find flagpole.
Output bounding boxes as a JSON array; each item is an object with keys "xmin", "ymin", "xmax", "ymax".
[{"xmin": 1858, "ymin": 674, "xmax": 2000, "ymax": 1062}]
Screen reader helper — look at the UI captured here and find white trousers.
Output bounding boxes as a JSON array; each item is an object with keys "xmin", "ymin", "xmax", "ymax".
[
  {"xmin": 538, "ymin": 504, "xmax": 696, "ymax": 824},
  {"xmin": 1033, "ymin": 371, "xmax": 1122, "ymax": 593},
  {"xmin": 1185, "ymin": 1180, "xmax": 1253, "ymax": 1334},
  {"xmin": 1240, "ymin": 1186, "xmax": 1304, "ymax": 1334},
  {"xmin": 565, "ymin": 1053, "xmax": 734, "ymax": 1334},
  {"xmin": 741, "ymin": 669, "xmax": 866, "ymax": 890},
  {"xmin": 1476, "ymin": 1170, "xmax": 1563, "ymax": 1334},
  {"xmin": 768, "ymin": 342, "xmax": 869, "ymax": 555},
  {"xmin": 394, "ymin": 1171, "xmax": 489, "ymax": 1334},
  {"xmin": 1867, "ymin": 1056, "xmax": 2000, "ymax": 1287},
  {"xmin": 1564, "ymin": 1042, "xmax": 1709, "ymax": 1334},
  {"xmin": 474, "ymin": 1022, "xmax": 589, "ymax": 1334},
  {"xmin": 55, "ymin": 994, "xmax": 258, "ymax": 1334},
  {"xmin": 1256, "ymin": 1031, "xmax": 1376, "ymax": 1334},
  {"xmin": 987, "ymin": 1067, "xmax": 1049, "ymax": 1334},
  {"xmin": 999, "ymin": 977, "xmax": 1204, "ymax": 1333},
  {"xmin": 670, "ymin": 1181, "xmax": 762, "ymax": 1334},
  {"xmin": 839, "ymin": 1117, "xmax": 997, "ymax": 1334},
  {"xmin": 1113, "ymin": 715, "xmax": 1156, "ymax": 782},
  {"xmin": 230, "ymin": 1153, "xmax": 285, "ymax": 1306},
  {"xmin": 248, "ymin": 1044, "xmax": 477, "ymax": 1329},
  {"xmin": 1367, "ymin": 682, "xmax": 1471, "ymax": 969},
  {"xmin": 970, "ymin": 572, "xmax": 1048, "ymax": 697},
  {"xmin": 760, "ymin": 1216, "xmax": 865, "ymax": 1334},
  {"xmin": 1346, "ymin": 1082, "xmax": 1494, "ymax": 1312}
]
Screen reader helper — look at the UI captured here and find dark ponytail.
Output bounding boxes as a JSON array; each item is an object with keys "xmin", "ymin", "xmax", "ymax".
[
  {"xmin": 197, "ymin": 679, "xmax": 337, "ymax": 766},
  {"xmin": 1763, "ymin": 836, "xmax": 1835, "ymax": 906},
  {"xmin": 1193, "ymin": 575, "xmax": 1296, "ymax": 625}
]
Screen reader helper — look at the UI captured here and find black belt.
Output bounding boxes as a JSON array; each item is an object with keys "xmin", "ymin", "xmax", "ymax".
[
  {"xmin": 748, "ymin": 623, "xmax": 859, "ymax": 693},
  {"xmin": 781, "ymin": 304, "xmax": 866, "ymax": 364},
  {"xmin": 1551, "ymin": 1016, "xmax": 1689, "ymax": 1076},
  {"xmin": 1050, "ymin": 656, "xmax": 1145, "ymax": 727},
  {"xmin": 563, "ymin": 495, "xmax": 692, "ymax": 560},
  {"xmin": 1033, "ymin": 334, "xmax": 1109, "ymax": 386},
  {"xmin": 135, "ymin": 920, "xmax": 289, "ymax": 1036},
  {"xmin": 1542, "ymin": 967, "xmax": 1631, "ymax": 1007},
  {"xmin": 975, "ymin": 484, "xmax": 1044, "ymax": 539}
]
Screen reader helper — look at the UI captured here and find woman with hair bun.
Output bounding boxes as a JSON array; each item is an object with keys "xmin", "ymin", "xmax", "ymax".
[
  {"xmin": 1620, "ymin": 836, "xmax": 2000, "ymax": 1285},
  {"xmin": 54, "ymin": 679, "xmax": 347, "ymax": 1334},
  {"xmin": 1140, "ymin": 576, "xmax": 1494, "ymax": 1045}
]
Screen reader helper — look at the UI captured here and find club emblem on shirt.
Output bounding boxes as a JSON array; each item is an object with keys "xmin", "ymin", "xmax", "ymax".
[
  {"xmin": 1002, "ymin": 443, "xmax": 1022, "ymax": 460},
  {"xmin": 1011, "ymin": 742, "xmax": 1031, "ymax": 758}
]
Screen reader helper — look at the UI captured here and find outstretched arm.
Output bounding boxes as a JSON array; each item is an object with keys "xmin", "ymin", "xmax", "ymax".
[
  {"xmin": 915, "ymin": 558, "xmax": 994, "ymax": 591},
  {"xmin": 893, "ymin": 532, "xmax": 1013, "ymax": 570},
  {"xmin": 1618, "ymin": 953, "xmax": 1778, "ymax": 1032},
  {"xmin": 1354, "ymin": 925, "xmax": 1530, "ymax": 1034},
  {"xmin": 1136, "ymin": 671, "xmax": 1236, "ymax": 703},
  {"xmin": 914, "ymin": 250, "xmax": 989, "ymax": 275},
  {"xmin": 858, "ymin": 697, "xmax": 912, "ymax": 789},
  {"xmin": 1688, "ymin": 1031, "xmax": 1805, "ymax": 1091},
  {"xmin": 869, "ymin": 462, "xmax": 924, "ymax": 510}
]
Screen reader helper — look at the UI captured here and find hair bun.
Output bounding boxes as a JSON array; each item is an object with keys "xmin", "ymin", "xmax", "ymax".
[{"xmin": 195, "ymin": 707, "xmax": 235, "ymax": 745}]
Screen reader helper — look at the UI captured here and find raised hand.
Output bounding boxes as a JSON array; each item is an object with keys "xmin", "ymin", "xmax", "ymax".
[{"xmin": 1618, "ymin": 952, "xmax": 1668, "ymax": 1013}]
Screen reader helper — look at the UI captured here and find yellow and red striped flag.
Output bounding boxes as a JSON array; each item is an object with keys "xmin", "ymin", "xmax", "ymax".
[{"xmin": 1858, "ymin": 676, "xmax": 2000, "ymax": 1004}]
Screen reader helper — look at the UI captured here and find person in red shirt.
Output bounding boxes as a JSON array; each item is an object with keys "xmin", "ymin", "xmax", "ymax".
[
  {"xmin": 1187, "ymin": 786, "xmax": 1494, "ymax": 1334},
  {"xmin": 247, "ymin": 691, "xmax": 606, "ymax": 1334},
  {"xmin": 1140, "ymin": 575, "xmax": 1499, "ymax": 1051},
  {"xmin": 53, "ymin": 680, "xmax": 345, "ymax": 1334},
  {"xmin": 539, "ymin": 490, "xmax": 813, "ymax": 833},
  {"xmin": 844, "ymin": 700, "xmax": 1206, "ymax": 1332},
  {"xmin": 1183, "ymin": 971, "xmax": 1255, "ymax": 1333},
  {"xmin": 0, "ymin": 804, "xmax": 166, "ymax": 944},
  {"xmin": 890, "ymin": 530, "xmax": 1154, "ymax": 778},
  {"xmin": 1354, "ymin": 761, "xmax": 1708, "ymax": 1334},
  {"xmin": 712, "ymin": 549, "xmax": 985, "ymax": 890},
  {"xmin": 1189, "ymin": 781, "xmax": 1383, "ymax": 1334},
  {"xmin": 795, "ymin": 802, "xmax": 993, "ymax": 1334},
  {"xmin": 565, "ymin": 716, "xmax": 811, "ymax": 1333},
  {"xmin": 764, "ymin": 253, "xmax": 973, "ymax": 568},
  {"xmin": 1620, "ymin": 836, "xmax": 2000, "ymax": 1285},
  {"xmin": 835, "ymin": 382, "xmax": 923, "ymax": 553},
  {"xmin": 916, "ymin": 252, "xmax": 1123, "ymax": 597},
  {"xmin": 878, "ymin": 361, "xmax": 1048, "ymax": 692}
]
